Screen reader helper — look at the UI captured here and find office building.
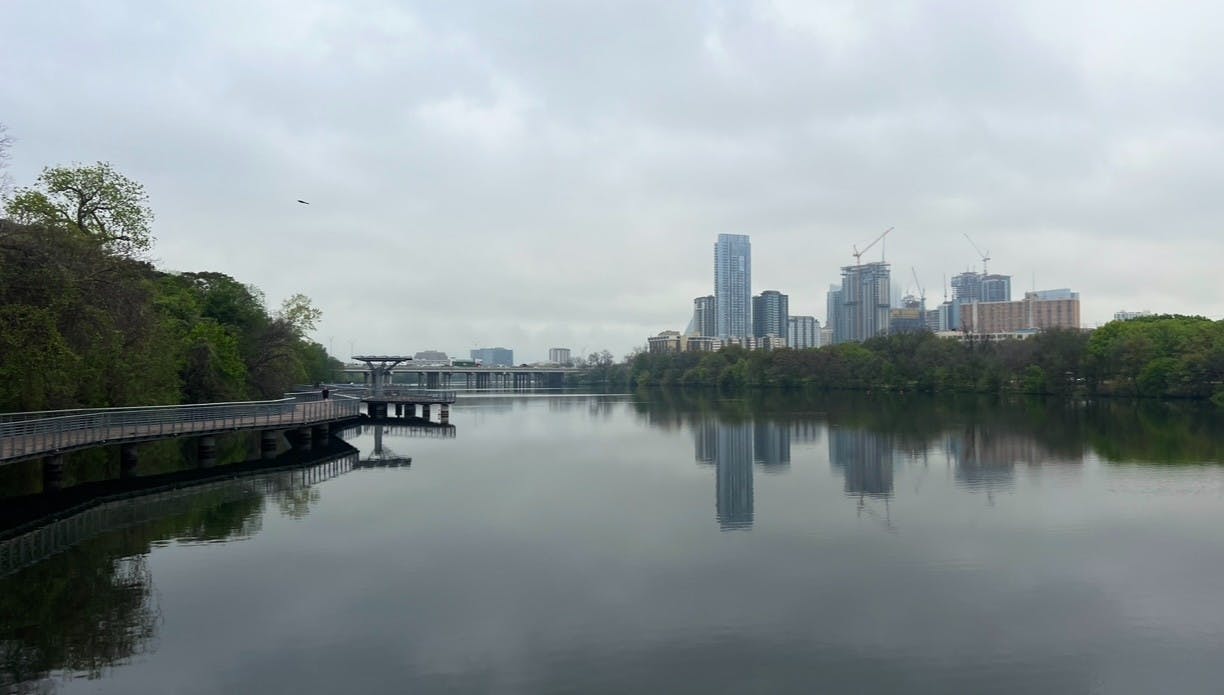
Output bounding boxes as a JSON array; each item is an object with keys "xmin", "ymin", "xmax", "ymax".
[
  {"xmin": 788, "ymin": 315, "xmax": 819, "ymax": 349},
  {"xmin": 752, "ymin": 290, "xmax": 789, "ymax": 338},
  {"xmin": 691, "ymin": 295, "xmax": 718, "ymax": 337},
  {"xmin": 471, "ymin": 347, "xmax": 514, "ymax": 366},
  {"xmin": 413, "ymin": 350, "xmax": 448, "ymax": 363},
  {"xmin": 827, "ymin": 284, "xmax": 846, "ymax": 344},
  {"xmin": 959, "ymin": 290, "xmax": 1081, "ymax": 335},
  {"xmin": 548, "ymin": 348, "xmax": 571, "ymax": 365},
  {"xmin": 838, "ymin": 261, "xmax": 892, "ymax": 343},
  {"xmin": 819, "ymin": 326, "xmax": 834, "ymax": 347},
  {"xmin": 714, "ymin": 234, "xmax": 752, "ymax": 339},
  {"xmin": 1114, "ymin": 310, "xmax": 1152, "ymax": 322}
]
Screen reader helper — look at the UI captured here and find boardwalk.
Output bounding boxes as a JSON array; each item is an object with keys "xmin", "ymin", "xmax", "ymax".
[{"xmin": 0, "ymin": 398, "xmax": 360, "ymax": 465}]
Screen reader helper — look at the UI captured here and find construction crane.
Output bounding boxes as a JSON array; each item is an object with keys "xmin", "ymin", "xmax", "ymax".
[
  {"xmin": 852, "ymin": 227, "xmax": 893, "ymax": 266},
  {"xmin": 911, "ymin": 267, "xmax": 926, "ymax": 310},
  {"xmin": 963, "ymin": 233, "xmax": 991, "ymax": 275}
]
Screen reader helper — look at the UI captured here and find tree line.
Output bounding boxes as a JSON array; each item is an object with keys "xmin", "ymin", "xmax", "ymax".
[
  {"xmin": 608, "ymin": 316, "xmax": 1224, "ymax": 402},
  {"xmin": 0, "ymin": 158, "xmax": 336, "ymax": 411}
]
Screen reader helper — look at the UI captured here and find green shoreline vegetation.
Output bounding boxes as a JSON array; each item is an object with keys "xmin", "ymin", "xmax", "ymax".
[
  {"xmin": 583, "ymin": 317, "xmax": 1224, "ymax": 403},
  {"xmin": 1, "ymin": 160, "xmax": 337, "ymax": 411}
]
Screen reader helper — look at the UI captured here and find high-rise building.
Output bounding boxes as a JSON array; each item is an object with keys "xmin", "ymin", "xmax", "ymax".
[
  {"xmin": 826, "ymin": 284, "xmax": 845, "ymax": 344},
  {"xmin": 752, "ymin": 290, "xmax": 789, "ymax": 338},
  {"xmin": 788, "ymin": 315, "xmax": 819, "ymax": 349},
  {"xmin": 548, "ymin": 348, "xmax": 571, "ymax": 365},
  {"xmin": 950, "ymin": 271, "xmax": 1011, "ymax": 328},
  {"xmin": 714, "ymin": 234, "xmax": 752, "ymax": 339},
  {"xmin": 838, "ymin": 262, "xmax": 892, "ymax": 343},
  {"xmin": 471, "ymin": 347, "xmax": 514, "ymax": 366},
  {"xmin": 691, "ymin": 295, "xmax": 718, "ymax": 337}
]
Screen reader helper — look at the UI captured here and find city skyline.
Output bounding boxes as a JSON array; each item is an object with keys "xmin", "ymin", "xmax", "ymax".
[{"xmin": 3, "ymin": 2, "xmax": 1222, "ymax": 361}]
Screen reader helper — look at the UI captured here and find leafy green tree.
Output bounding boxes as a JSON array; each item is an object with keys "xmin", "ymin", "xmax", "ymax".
[{"xmin": 4, "ymin": 162, "xmax": 154, "ymax": 257}]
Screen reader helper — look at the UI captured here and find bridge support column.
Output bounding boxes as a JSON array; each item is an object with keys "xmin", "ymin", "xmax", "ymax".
[
  {"xmin": 42, "ymin": 454, "xmax": 65, "ymax": 493},
  {"xmin": 120, "ymin": 444, "xmax": 139, "ymax": 479},
  {"xmin": 197, "ymin": 436, "xmax": 217, "ymax": 468},
  {"xmin": 312, "ymin": 425, "xmax": 330, "ymax": 447},
  {"xmin": 440, "ymin": 405, "xmax": 450, "ymax": 424},
  {"xmin": 292, "ymin": 428, "xmax": 311, "ymax": 452},
  {"xmin": 261, "ymin": 430, "xmax": 280, "ymax": 459},
  {"xmin": 422, "ymin": 405, "xmax": 431, "ymax": 421},
  {"xmin": 395, "ymin": 403, "xmax": 403, "ymax": 417}
]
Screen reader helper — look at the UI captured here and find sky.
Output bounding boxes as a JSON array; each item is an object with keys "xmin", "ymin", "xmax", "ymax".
[{"xmin": 2, "ymin": 0, "xmax": 1222, "ymax": 362}]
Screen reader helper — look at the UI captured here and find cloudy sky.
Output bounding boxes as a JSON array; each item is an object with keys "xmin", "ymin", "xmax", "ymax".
[{"xmin": 3, "ymin": 1, "xmax": 1222, "ymax": 361}]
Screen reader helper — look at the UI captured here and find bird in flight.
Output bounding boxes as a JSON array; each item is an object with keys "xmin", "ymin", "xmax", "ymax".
[{"xmin": 297, "ymin": 199, "xmax": 311, "ymax": 205}]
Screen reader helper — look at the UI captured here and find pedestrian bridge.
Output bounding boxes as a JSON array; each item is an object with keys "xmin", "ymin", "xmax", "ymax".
[{"xmin": 0, "ymin": 394, "xmax": 361, "ymax": 466}]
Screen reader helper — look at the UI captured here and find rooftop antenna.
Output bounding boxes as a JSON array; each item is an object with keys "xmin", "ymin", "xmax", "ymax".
[{"xmin": 963, "ymin": 233, "xmax": 991, "ymax": 275}]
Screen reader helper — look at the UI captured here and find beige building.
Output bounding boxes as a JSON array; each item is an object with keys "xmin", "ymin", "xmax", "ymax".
[
  {"xmin": 960, "ymin": 290, "xmax": 1081, "ymax": 335},
  {"xmin": 647, "ymin": 331, "xmax": 722, "ymax": 354}
]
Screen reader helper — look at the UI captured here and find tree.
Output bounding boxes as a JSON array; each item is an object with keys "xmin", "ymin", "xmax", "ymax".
[
  {"xmin": 4, "ymin": 161, "xmax": 154, "ymax": 257},
  {"xmin": 277, "ymin": 293, "xmax": 322, "ymax": 338}
]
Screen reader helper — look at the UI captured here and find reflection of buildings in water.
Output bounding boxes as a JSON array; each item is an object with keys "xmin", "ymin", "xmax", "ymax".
[
  {"xmin": 788, "ymin": 420, "xmax": 823, "ymax": 445},
  {"xmin": 692, "ymin": 418, "xmax": 797, "ymax": 530},
  {"xmin": 829, "ymin": 427, "xmax": 895, "ymax": 498},
  {"xmin": 693, "ymin": 419, "xmax": 717, "ymax": 465},
  {"xmin": 715, "ymin": 422, "xmax": 754, "ymax": 530},
  {"xmin": 753, "ymin": 421, "xmax": 791, "ymax": 472},
  {"xmin": 945, "ymin": 427, "xmax": 1056, "ymax": 492}
]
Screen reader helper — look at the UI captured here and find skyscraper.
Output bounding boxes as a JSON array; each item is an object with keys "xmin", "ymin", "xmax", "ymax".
[
  {"xmin": 838, "ymin": 262, "xmax": 891, "ymax": 343},
  {"xmin": 752, "ymin": 290, "xmax": 789, "ymax": 338},
  {"xmin": 714, "ymin": 234, "xmax": 751, "ymax": 339},
  {"xmin": 826, "ymin": 284, "xmax": 845, "ymax": 344},
  {"xmin": 691, "ymin": 295, "xmax": 718, "ymax": 337}
]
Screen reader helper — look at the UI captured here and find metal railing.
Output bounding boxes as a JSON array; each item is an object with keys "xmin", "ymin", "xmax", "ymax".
[
  {"xmin": 377, "ymin": 389, "xmax": 458, "ymax": 403},
  {"xmin": 0, "ymin": 397, "xmax": 360, "ymax": 463}
]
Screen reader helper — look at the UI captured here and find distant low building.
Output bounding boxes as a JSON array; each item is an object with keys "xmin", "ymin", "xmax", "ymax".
[
  {"xmin": 647, "ymin": 331, "xmax": 721, "ymax": 353},
  {"xmin": 960, "ymin": 290, "xmax": 1080, "ymax": 335},
  {"xmin": 1113, "ymin": 310, "xmax": 1153, "ymax": 322},
  {"xmin": 548, "ymin": 347, "xmax": 572, "ymax": 365},
  {"xmin": 788, "ymin": 315, "xmax": 819, "ymax": 349},
  {"xmin": 471, "ymin": 347, "xmax": 514, "ymax": 366},
  {"xmin": 414, "ymin": 350, "xmax": 448, "ymax": 363},
  {"xmin": 723, "ymin": 335, "xmax": 787, "ymax": 351}
]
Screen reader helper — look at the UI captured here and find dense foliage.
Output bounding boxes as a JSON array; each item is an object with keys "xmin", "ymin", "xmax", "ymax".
[
  {"xmin": 621, "ymin": 317, "xmax": 1224, "ymax": 401},
  {"xmin": 0, "ymin": 191, "xmax": 335, "ymax": 411}
]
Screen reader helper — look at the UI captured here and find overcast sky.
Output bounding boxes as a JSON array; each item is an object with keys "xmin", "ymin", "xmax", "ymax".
[{"xmin": 3, "ymin": 1, "xmax": 1222, "ymax": 361}]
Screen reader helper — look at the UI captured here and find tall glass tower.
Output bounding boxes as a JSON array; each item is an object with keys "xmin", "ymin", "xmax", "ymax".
[{"xmin": 714, "ymin": 234, "xmax": 752, "ymax": 339}]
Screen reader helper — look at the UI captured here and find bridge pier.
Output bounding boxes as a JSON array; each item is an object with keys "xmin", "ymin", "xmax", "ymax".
[
  {"xmin": 311, "ymin": 424, "xmax": 330, "ymax": 447},
  {"xmin": 440, "ymin": 404, "xmax": 450, "ymax": 424},
  {"xmin": 261, "ymin": 430, "xmax": 280, "ymax": 459},
  {"xmin": 197, "ymin": 436, "xmax": 217, "ymax": 468},
  {"xmin": 422, "ymin": 404, "xmax": 431, "ymax": 421},
  {"xmin": 120, "ymin": 444, "xmax": 139, "ymax": 479},
  {"xmin": 290, "ymin": 428, "xmax": 312, "ymax": 452},
  {"xmin": 42, "ymin": 454, "xmax": 65, "ymax": 493},
  {"xmin": 395, "ymin": 403, "xmax": 403, "ymax": 417}
]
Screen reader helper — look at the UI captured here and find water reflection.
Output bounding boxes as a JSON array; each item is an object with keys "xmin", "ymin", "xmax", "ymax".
[
  {"xmin": 829, "ymin": 427, "xmax": 895, "ymax": 498},
  {"xmin": 0, "ymin": 453, "xmax": 355, "ymax": 691}
]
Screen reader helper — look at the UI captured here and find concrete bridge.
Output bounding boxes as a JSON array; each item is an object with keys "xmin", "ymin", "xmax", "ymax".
[{"xmin": 342, "ymin": 356, "xmax": 581, "ymax": 390}]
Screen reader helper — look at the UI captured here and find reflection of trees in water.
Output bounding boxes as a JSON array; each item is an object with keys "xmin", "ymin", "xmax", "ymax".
[{"xmin": 0, "ymin": 459, "xmax": 349, "ymax": 691}]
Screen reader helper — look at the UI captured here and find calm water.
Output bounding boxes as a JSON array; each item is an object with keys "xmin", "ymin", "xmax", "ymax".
[{"xmin": 4, "ymin": 392, "xmax": 1224, "ymax": 694}]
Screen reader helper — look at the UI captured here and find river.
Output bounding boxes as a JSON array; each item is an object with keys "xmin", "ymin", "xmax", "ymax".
[{"xmin": 3, "ymin": 391, "xmax": 1224, "ymax": 694}]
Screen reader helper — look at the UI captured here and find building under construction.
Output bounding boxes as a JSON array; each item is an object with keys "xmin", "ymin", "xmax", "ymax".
[{"xmin": 832, "ymin": 261, "xmax": 892, "ymax": 343}]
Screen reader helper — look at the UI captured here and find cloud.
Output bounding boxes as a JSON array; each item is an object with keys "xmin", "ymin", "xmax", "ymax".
[{"xmin": 2, "ymin": 0, "xmax": 1221, "ymax": 359}]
